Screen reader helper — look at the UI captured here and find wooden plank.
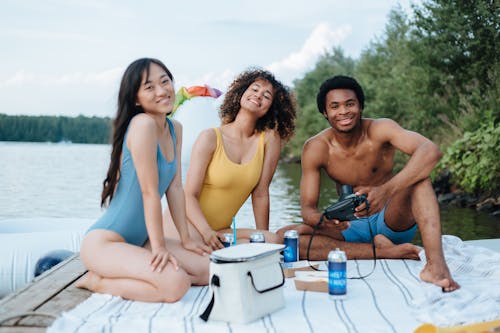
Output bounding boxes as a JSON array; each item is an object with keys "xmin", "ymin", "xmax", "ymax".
[
  {"xmin": 0, "ymin": 255, "xmax": 90, "ymax": 328},
  {"xmin": 18, "ymin": 283, "xmax": 91, "ymax": 327},
  {"xmin": 0, "ymin": 327, "xmax": 46, "ymax": 333}
]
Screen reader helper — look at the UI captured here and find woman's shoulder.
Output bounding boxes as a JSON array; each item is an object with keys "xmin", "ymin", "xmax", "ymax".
[
  {"xmin": 192, "ymin": 127, "xmax": 218, "ymax": 152},
  {"xmin": 262, "ymin": 128, "xmax": 280, "ymax": 145},
  {"xmin": 129, "ymin": 113, "xmax": 157, "ymax": 132},
  {"xmin": 198, "ymin": 127, "xmax": 218, "ymax": 140},
  {"xmin": 126, "ymin": 114, "xmax": 157, "ymax": 148}
]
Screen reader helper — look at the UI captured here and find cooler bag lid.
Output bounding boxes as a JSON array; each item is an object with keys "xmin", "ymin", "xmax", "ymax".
[{"xmin": 210, "ymin": 243, "xmax": 285, "ymax": 263}]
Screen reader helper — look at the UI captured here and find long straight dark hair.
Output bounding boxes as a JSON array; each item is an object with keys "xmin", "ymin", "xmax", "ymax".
[{"xmin": 101, "ymin": 58, "xmax": 174, "ymax": 207}]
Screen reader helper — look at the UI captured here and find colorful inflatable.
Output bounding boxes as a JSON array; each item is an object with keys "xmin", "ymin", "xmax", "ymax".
[{"xmin": 172, "ymin": 85, "xmax": 222, "ymax": 114}]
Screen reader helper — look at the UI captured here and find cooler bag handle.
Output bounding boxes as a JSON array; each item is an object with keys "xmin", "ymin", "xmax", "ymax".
[
  {"xmin": 200, "ymin": 274, "xmax": 220, "ymax": 322},
  {"xmin": 247, "ymin": 265, "xmax": 285, "ymax": 293}
]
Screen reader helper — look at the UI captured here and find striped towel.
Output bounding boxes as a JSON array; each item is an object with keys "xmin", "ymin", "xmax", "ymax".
[
  {"xmin": 48, "ymin": 236, "xmax": 500, "ymax": 333},
  {"xmin": 412, "ymin": 235, "xmax": 500, "ymax": 326}
]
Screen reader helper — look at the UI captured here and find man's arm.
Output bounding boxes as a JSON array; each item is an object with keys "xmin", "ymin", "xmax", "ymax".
[
  {"xmin": 381, "ymin": 118, "xmax": 441, "ymax": 192},
  {"xmin": 356, "ymin": 119, "xmax": 442, "ymax": 214},
  {"xmin": 300, "ymin": 139, "xmax": 325, "ymax": 227}
]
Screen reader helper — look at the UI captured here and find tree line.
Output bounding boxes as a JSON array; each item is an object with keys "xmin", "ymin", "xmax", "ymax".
[{"xmin": 0, "ymin": 114, "xmax": 111, "ymax": 144}]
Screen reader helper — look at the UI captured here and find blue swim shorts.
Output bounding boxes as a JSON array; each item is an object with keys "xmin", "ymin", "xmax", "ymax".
[{"xmin": 341, "ymin": 208, "xmax": 417, "ymax": 244}]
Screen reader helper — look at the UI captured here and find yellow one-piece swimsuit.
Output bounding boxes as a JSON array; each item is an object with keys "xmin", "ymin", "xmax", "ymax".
[{"xmin": 198, "ymin": 128, "xmax": 265, "ymax": 230}]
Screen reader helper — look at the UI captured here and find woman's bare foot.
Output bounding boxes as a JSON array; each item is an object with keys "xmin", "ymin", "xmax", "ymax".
[
  {"xmin": 373, "ymin": 234, "xmax": 421, "ymax": 260},
  {"xmin": 75, "ymin": 271, "xmax": 102, "ymax": 292},
  {"xmin": 420, "ymin": 260, "xmax": 460, "ymax": 292}
]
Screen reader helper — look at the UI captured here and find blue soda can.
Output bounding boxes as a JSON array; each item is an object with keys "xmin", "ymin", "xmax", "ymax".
[
  {"xmin": 283, "ymin": 230, "xmax": 299, "ymax": 263},
  {"xmin": 221, "ymin": 233, "xmax": 233, "ymax": 247},
  {"xmin": 328, "ymin": 248, "xmax": 347, "ymax": 299},
  {"xmin": 249, "ymin": 232, "xmax": 265, "ymax": 243}
]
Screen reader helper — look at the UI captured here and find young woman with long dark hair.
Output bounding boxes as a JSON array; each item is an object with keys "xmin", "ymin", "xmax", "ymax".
[{"xmin": 76, "ymin": 58, "xmax": 210, "ymax": 302}]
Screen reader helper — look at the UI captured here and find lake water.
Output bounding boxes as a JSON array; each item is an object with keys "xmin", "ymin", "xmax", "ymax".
[{"xmin": 0, "ymin": 141, "xmax": 498, "ymax": 242}]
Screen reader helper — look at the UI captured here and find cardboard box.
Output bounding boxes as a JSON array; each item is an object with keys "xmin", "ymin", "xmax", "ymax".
[
  {"xmin": 293, "ymin": 271, "xmax": 328, "ymax": 293},
  {"xmin": 281, "ymin": 260, "xmax": 320, "ymax": 278}
]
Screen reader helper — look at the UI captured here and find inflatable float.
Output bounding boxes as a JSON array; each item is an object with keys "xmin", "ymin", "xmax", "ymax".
[{"xmin": 0, "ymin": 217, "xmax": 94, "ymax": 297}]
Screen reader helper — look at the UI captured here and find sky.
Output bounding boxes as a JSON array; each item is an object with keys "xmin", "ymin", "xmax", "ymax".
[{"xmin": 0, "ymin": 0, "xmax": 417, "ymax": 118}]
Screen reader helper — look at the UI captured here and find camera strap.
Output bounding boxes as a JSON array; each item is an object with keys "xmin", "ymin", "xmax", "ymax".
[{"xmin": 305, "ymin": 213, "xmax": 377, "ymax": 280}]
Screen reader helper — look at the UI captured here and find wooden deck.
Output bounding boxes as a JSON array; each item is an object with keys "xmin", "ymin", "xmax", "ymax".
[{"xmin": 0, "ymin": 255, "xmax": 90, "ymax": 332}]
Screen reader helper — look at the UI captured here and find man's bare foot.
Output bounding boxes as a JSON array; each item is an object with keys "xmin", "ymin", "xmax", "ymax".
[
  {"xmin": 75, "ymin": 271, "xmax": 102, "ymax": 292},
  {"xmin": 420, "ymin": 261, "xmax": 460, "ymax": 292},
  {"xmin": 373, "ymin": 234, "xmax": 421, "ymax": 260}
]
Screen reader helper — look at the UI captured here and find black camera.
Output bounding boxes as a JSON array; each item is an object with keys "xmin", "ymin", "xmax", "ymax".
[{"xmin": 324, "ymin": 185, "xmax": 368, "ymax": 221}]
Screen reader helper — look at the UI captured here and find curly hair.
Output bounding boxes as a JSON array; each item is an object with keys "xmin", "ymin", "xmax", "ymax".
[{"xmin": 219, "ymin": 68, "xmax": 296, "ymax": 142}]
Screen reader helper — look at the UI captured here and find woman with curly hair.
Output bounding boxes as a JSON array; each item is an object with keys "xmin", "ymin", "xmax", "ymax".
[{"xmin": 163, "ymin": 68, "xmax": 296, "ymax": 250}]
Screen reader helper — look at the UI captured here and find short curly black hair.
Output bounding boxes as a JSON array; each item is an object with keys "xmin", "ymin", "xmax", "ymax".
[
  {"xmin": 316, "ymin": 75, "xmax": 365, "ymax": 114},
  {"xmin": 219, "ymin": 68, "xmax": 296, "ymax": 142}
]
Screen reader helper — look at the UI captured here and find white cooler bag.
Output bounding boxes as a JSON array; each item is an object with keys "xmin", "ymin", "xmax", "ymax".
[{"xmin": 200, "ymin": 243, "xmax": 286, "ymax": 324}]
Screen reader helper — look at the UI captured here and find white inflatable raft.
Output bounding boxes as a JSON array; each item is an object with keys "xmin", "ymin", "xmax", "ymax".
[{"xmin": 0, "ymin": 218, "xmax": 93, "ymax": 298}]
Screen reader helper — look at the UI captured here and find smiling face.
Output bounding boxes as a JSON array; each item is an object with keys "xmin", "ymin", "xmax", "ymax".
[
  {"xmin": 240, "ymin": 79, "xmax": 274, "ymax": 117},
  {"xmin": 136, "ymin": 62, "xmax": 175, "ymax": 116},
  {"xmin": 324, "ymin": 89, "xmax": 362, "ymax": 133}
]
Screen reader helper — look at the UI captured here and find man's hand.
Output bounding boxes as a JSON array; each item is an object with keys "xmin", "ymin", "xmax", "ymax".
[
  {"xmin": 321, "ymin": 217, "xmax": 350, "ymax": 231},
  {"xmin": 354, "ymin": 184, "xmax": 390, "ymax": 217}
]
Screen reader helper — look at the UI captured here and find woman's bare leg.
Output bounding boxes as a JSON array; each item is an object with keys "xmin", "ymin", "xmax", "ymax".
[
  {"xmin": 144, "ymin": 238, "xmax": 209, "ymax": 285},
  {"xmin": 77, "ymin": 230, "xmax": 191, "ymax": 302}
]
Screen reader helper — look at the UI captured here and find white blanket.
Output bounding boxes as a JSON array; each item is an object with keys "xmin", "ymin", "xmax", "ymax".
[{"xmin": 48, "ymin": 236, "xmax": 500, "ymax": 333}]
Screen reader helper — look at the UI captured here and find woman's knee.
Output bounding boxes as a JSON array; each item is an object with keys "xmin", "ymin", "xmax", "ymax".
[
  {"xmin": 157, "ymin": 268, "xmax": 191, "ymax": 303},
  {"xmin": 194, "ymin": 260, "xmax": 210, "ymax": 285}
]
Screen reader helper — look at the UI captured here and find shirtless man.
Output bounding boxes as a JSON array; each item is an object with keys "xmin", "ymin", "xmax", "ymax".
[{"xmin": 279, "ymin": 75, "xmax": 459, "ymax": 292}]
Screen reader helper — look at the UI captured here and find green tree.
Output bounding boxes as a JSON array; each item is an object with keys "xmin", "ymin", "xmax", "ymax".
[
  {"xmin": 0, "ymin": 114, "xmax": 111, "ymax": 143},
  {"xmin": 411, "ymin": 0, "xmax": 499, "ymax": 135},
  {"xmin": 356, "ymin": 7, "xmax": 442, "ymax": 138},
  {"xmin": 439, "ymin": 113, "xmax": 499, "ymax": 194}
]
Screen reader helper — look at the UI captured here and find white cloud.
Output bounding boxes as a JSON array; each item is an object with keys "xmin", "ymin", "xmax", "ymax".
[
  {"xmin": 0, "ymin": 68, "xmax": 123, "ymax": 88},
  {"xmin": 266, "ymin": 23, "xmax": 352, "ymax": 85}
]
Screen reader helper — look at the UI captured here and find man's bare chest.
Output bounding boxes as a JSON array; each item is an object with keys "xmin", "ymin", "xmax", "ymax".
[{"xmin": 323, "ymin": 144, "xmax": 395, "ymax": 186}]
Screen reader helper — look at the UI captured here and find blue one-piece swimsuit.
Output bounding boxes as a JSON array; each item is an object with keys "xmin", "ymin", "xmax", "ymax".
[{"xmin": 87, "ymin": 118, "xmax": 177, "ymax": 246}]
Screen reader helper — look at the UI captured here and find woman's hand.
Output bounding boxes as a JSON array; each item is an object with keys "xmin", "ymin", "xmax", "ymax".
[
  {"xmin": 182, "ymin": 238, "xmax": 212, "ymax": 255},
  {"xmin": 202, "ymin": 229, "xmax": 225, "ymax": 250},
  {"xmin": 150, "ymin": 246, "xmax": 178, "ymax": 273}
]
